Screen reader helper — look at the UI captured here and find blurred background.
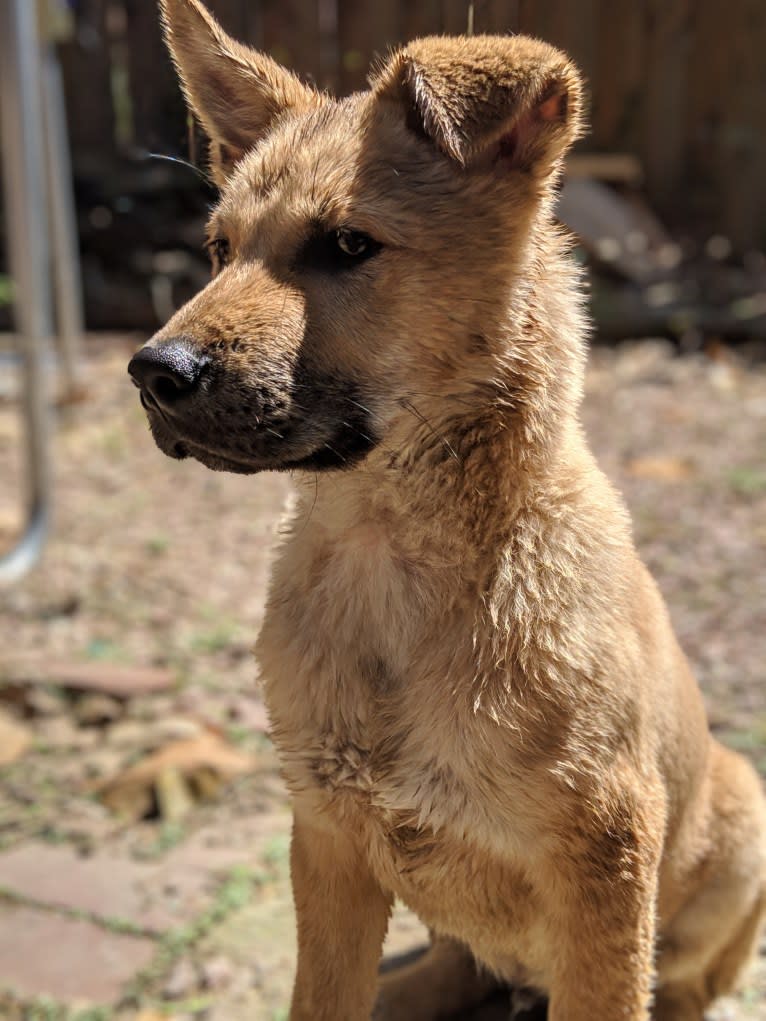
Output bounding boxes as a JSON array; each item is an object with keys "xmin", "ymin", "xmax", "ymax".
[
  {"xmin": 0, "ymin": 2, "xmax": 764, "ymax": 1020},
  {"xmin": 2, "ymin": 0, "xmax": 766, "ymax": 333}
]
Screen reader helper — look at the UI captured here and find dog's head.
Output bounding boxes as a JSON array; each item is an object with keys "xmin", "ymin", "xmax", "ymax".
[{"xmin": 128, "ymin": 0, "xmax": 584, "ymax": 474}]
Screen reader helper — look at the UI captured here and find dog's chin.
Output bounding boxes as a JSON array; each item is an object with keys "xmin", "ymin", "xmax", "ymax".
[
  {"xmin": 172, "ymin": 440, "xmax": 264, "ymax": 475},
  {"xmin": 147, "ymin": 421, "xmax": 263, "ymax": 474},
  {"xmin": 147, "ymin": 417, "xmax": 378, "ymax": 475}
]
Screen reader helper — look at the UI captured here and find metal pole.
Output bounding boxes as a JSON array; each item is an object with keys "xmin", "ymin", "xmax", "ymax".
[
  {"xmin": 43, "ymin": 47, "xmax": 85, "ymax": 399},
  {"xmin": 0, "ymin": 0, "xmax": 54, "ymax": 584}
]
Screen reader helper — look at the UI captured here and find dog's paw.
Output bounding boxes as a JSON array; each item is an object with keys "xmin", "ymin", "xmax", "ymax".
[{"xmin": 373, "ymin": 978, "xmax": 425, "ymax": 1021}]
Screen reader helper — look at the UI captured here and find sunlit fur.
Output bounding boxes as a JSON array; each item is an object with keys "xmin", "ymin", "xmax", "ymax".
[{"xmin": 146, "ymin": 4, "xmax": 766, "ymax": 1020}]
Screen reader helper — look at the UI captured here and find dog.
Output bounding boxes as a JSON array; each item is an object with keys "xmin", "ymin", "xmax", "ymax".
[{"xmin": 128, "ymin": 1, "xmax": 766, "ymax": 1018}]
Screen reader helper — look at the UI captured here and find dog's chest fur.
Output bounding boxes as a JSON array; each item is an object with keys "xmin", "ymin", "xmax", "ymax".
[
  {"xmin": 258, "ymin": 512, "xmax": 465, "ymax": 820},
  {"xmin": 256, "ymin": 492, "xmax": 560, "ymax": 985}
]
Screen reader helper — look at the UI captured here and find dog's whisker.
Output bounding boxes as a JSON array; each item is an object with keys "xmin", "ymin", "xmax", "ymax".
[
  {"xmin": 144, "ymin": 151, "xmax": 210, "ymax": 182},
  {"xmin": 399, "ymin": 398, "xmax": 461, "ymax": 463},
  {"xmin": 343, "ymin": 396, "xmax": 374, "ymax": 416},
  {"xmin": 322, "ymin": 442, "xmax": 347, "ymax": 462},
  {"xmin": 340, "ymin": 420, "xmax": 374, "ymax": 444}
]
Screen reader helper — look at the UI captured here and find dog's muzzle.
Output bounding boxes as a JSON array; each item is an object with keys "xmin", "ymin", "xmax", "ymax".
[{"xmin": 128, "ymin": 336, "xmax": 380, "ymax": 474}]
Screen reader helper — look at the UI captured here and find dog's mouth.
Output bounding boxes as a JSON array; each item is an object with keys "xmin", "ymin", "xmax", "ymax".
[
  {"xmin": 139, "ymin": 383, "xmax": 379, "ymax": 475},
  {"xmin": 167, "ymin": 438, "xmax": 264, "ymax": 474}
]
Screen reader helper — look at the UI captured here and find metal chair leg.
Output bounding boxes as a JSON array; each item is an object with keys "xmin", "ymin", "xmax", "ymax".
[
  {"xmin": 0, "ymin": 0, "xmax": 54, "ymax": 584},
  {"xmin": 42, "ymin": 46, "xmax": 85, "ymax": 399}
]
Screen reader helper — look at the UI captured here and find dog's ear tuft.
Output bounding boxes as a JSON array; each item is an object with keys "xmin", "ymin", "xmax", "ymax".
[
  {"xmin": 371, "ymin": 35, "xmax": 584, "ymax": 177},
  {"xmin": 160, "ymin": 0, "xmax": 321, "ymax": 185}
]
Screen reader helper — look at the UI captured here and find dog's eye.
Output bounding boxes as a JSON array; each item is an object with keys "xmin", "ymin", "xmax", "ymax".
[
  {"xmin": 206, "ymin": 237, "xmax": 230, "ymax": 274},
  {"xmin": 335, "ymin": 228, "xmax": 370, "ymax": 257},
  {"xmin": 296, "ymin": 226, "xmax": 382, "ymax": 274}
]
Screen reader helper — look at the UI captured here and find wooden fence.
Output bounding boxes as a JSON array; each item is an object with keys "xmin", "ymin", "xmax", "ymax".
[{"xmin": 54, "ymin": 0, "xmax": 766, "ymax": 251}]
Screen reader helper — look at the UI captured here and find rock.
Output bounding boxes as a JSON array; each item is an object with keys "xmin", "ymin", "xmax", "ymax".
[
  {"xmin": 200, "ymin": 954, "xmax": 235, "ymax": 991},
  {"xmin": 75, "ymin": 692, "xmax": 123, "ymax": 725},
  {"xmin": 125, "ymin": 693, "xmax": 177, "ymax": 722},
  {"xmin": 153, "ymin": 715, "xmax": 204, "ymax": 743},
  {"xmin": 106, "ymin": 716, "xmax": 202, "ymax": 751},
  {"xmin": 0, "ymin": 709, "xmax": 31, "ymax": 765},
  {"xmin": 24, "ymin": 688, "xmax": 67, "ymax": 717},
  {"xmin": 81, "ymin": 748, "xmax": 126, "ymax": 779},
  {"xmin": 107, "ymin": 720, "xmax": 153, "ymax": 748},
  {"xmin": 37, "ymin": 715, "xmax": 99, "ymax": 750},
  {"xmin": 163, "ymin": 957, "xmax": 199, "ymax": 1000}
]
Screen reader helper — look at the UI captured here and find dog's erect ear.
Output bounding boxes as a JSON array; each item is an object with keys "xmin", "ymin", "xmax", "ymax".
[
  {"xmin": 160, "ymin": 0, "xmax": 320, "ymax": 184},
  {"xmin": 372, "ymin": 35, "xmax": 583, "ymax": 178}
]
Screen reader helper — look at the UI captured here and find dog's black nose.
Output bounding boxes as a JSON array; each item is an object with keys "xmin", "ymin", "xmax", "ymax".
[{"xmin": 128, "ymin": 339, "xmax": 204, "ymax": 405}]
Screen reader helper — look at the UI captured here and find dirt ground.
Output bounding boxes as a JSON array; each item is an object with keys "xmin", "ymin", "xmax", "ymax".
[{"xmin": 0, "ymin": 335, "xmax": 764, "ymax": 1020}]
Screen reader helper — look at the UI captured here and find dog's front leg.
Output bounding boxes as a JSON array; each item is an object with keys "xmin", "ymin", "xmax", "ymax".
[
  {"xmin": 545, "ymin": 809, "xmax": 662, "ymax": 1021},
  {"xmin": 289, "ymin": 805, "xmax": 392, "ymax": 1021},
  {"xmin": 547, "ymin": 879, "xmax": 657, "ymax": 1021}
]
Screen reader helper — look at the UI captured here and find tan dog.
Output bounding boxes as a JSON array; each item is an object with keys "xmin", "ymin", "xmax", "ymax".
[{"xmin": 128, "ymin": 2, "xmax": 766, "ymax": 1018}]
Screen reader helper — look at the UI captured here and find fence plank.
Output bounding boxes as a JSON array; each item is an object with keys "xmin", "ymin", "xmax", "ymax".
[
  {"xmin": 58, "ymin": 0, "xmax": 115, "ymax": 162},
  {"xmin": 258, "ymin": 0, "xmax": 323, "ymax": 85},
  {"xmin": 399, "ymin": 0, "xmax": 442, "ymax": 40},
  {"xmin": 686, "ymin": 0, "xmax": 766, "ymax": 248},
  {"xmin": 643, "ymin": 0, "xmax": 691, "ymax": 210},
  {"xmin": 721, "ymin": 0, "xmax": 766, "ymax": 249},
  {"xmin": 337, "ymin": 0, "xmax": 400, "ymax": 94},
  {"xmin": 440, "ymin": 0, "xmax": 472, "ymax": 35},
  {"xmin": 125, "ymin": 0, "xmax": 184, "ymax": 153},
  {"xmin": 591, "ymin": 0, "xmax": 646, "ymax": 154},
  {"xmin": 471, "ymin": 0, "xmax": 519, "ymax": 34}
]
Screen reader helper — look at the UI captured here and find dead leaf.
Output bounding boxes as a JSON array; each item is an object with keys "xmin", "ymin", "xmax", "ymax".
[
  {"xmin": 155, "ymin": 765, "xmax": 195, "ymax": 823},
  {"xmin": 96, "ymin": 732, "xmax": 254, "ymax": 821},
  {"xmin": 626, "ymin": 456, "xmax": 695, "ymax": 482},
  {"xmin": 0, "ymin": 709, "xmax": 32, "ymax": 765}
]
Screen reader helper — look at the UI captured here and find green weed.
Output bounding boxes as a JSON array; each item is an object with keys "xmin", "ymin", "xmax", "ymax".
[{"xmin": 727, "ymin": 465, "xmax": 766, "ymax": 497}]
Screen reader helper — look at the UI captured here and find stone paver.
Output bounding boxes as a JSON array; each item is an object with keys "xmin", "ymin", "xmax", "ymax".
[
  {"xmin": 0, "ymin": 843, "xmax": 197, "ymax": 932},
  {"xmin": 0, "ymin": 812, "xmax": 290, "ymax": 936},
  {"xmin": 0, "ymin": 903, "xmax": 155, "ymax": 1003},
  {"xmin": 0, "ymin": 841, "xmax": 237, "ymax": 932}
]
